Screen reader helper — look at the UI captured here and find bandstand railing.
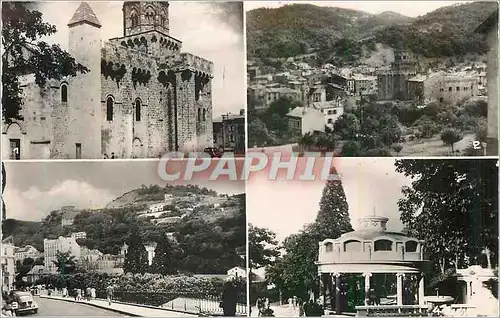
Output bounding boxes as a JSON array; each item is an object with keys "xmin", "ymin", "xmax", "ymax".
[{"xmin": 355, "ymin": 305, "xmax": 428, "ymax": 317}]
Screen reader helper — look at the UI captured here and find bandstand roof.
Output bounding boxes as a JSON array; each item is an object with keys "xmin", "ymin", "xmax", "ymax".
[{"xmin": 317, "ymin": 216, "xmax": 429, "ymax": 274}]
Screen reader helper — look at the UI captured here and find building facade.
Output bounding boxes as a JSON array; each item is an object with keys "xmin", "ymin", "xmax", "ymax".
[
  {"xmin": 1, "ymin": 236, "xmax": 16, "ymax": 292},
  {"xmin": 44, "ymin": 236, "xmax": 81, "ymax": 273},
  {"xmin": 312, "ymin": 100, "xmax": 345, "ymax": 129},
  {"xmin": 213, "ymin": 110, "xmax": 245, "ymax": 154},
  {"xmin": 287, "ymin": 107, "xmax": 325, "ymax": 138},
  {"xmin": 14, "ymin": 245, "xmax": 42, "ymax": 262},
  {"xmin": 2, "ymin": 1, "xmax": 214, "ymax": 160}
]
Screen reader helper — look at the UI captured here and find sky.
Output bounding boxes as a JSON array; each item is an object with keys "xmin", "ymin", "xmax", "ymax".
[
  {"xmin": 244, "ymin": 1, "xmax": 473, "ymax": 16},
  {"xmin": 3, "ymin": 160, "xmax": 245, "ymax": 222},
  {"xmin": 31, "ymin": 1, "xmax": 245, "ymax": 118},
  {"xmin": 247, "ymin": 157, "xmax": 412, "ymax": 242}
]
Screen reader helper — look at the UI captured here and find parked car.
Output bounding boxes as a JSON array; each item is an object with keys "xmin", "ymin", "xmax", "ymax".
[
  {"xmin": 12, "ymin": 291, "xmax": 38, "ymax": 315},
  {"xmin": 204, "ymin": 147, "xmax": 222, "ymax": 158}
]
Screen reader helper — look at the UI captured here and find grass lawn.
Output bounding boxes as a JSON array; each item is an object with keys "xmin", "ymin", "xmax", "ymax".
[{"xmin": 396, "ymin": 133, "xmax": 477, "ymax": 157}]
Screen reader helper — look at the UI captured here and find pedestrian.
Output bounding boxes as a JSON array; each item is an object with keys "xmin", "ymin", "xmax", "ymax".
[
  {"xmin": 86, "ymin": 287, "xmax": 91, "ymax": 301},
  {"xmin": 298, "ymin": 299, "xmax": 305, "ymax": 317},
  {"xmin": 62, "ymin": 287, "xmax": 67, "ymax": 298},
  {"xmin": 293, "ymin": 296, "xmax": 298, "ymax": 309},
  {"xmin": 90, "ymin": 287, "xmax": 96, "ymax": 300},
  {"xmin": 106, "ymin": 285, "xmax": 114, "ymax": 306},
  {"xmin": 77, "ymin": 288, "xmax": 82, "ymax": 301},
  {"xmin": 111, "ymin": 152, "xmax": 115, "ymax": 159},
  {"xmin": 2, "ymin": 292, "xmax": 12, "ymax": 317},
  {"xmin": 221, "ymin": 279, "xmax": 237, "ymax": 316}
]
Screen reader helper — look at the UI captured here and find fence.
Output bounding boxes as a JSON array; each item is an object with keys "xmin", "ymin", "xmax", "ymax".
[{"xmin": 96, "ymin": 290, "xmax": 247, "ymax": 315}]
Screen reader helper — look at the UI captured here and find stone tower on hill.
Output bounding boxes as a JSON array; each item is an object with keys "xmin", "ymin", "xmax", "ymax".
[{"xmin": 2, "ymin": 1, "xmax": 214, "ymax": 160}]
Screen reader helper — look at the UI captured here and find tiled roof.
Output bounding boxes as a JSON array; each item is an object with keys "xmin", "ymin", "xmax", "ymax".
[{"xmin": 68, "ymin": 2, "xmax": 102, "ymax": 28}]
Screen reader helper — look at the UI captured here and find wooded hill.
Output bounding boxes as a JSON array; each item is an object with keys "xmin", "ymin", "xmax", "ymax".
[{"xmin": 247, "ymin": 2, "xmax": 497, "ymax": 63}]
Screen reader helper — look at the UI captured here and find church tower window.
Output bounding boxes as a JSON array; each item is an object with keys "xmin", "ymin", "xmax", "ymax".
[
  {"xmin": 61, "ymin": 84, "xmax": 68, "ymax": 103},
  {"xmin": 135, "ymin": 99, "xmax": 141, "ymax": 122},
  {"xmin": 106, "ymin": 97, "xmax": 114, "ymax": 121}
]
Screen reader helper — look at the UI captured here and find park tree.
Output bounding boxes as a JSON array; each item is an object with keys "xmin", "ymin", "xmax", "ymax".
[
  {"xmin": 334, "ymin": 113, "xmax": 360, "ymax": 140},
  {"xmin": 53, "ymin": 251, "xmax": 76, "ymax": 275},
  {"xmin": 248, "ymin": 225, "xmax": 280, "ymax": 271},
  {"xmin": 123, "ymin": 227, "xmax": 148, "ymax": 274},
  {"xmin": 2, "ymin": 2, "xmax": 89, "ymax": 123},
  {"xmin": 393, "ymin": 144, "xmax": 404, "ymax": 156},
  {"xmin": 341, "ymin": 140, "xmax": 361, "ymax": 157},
  {"xmin": 440, "ymin": 128, "xmax": 463, "ymax": 152},
  {"xmin": 150, "ymin": 232, "xmax": 181, "ymax": 275},
  {"xmin": 395, "ymin": 159, "xmax": 498, "ymax": 274},
  {"xmin": 275, "ymin": 231, "xmax": 319, "ymax": 300}
]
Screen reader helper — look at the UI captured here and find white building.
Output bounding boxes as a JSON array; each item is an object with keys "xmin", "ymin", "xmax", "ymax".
[
  {"xmin": 14, "ymin": 245, "xmax": 41, "ymax": 262},
  {"xmin": 287, "ymin": 106, "xmax": 326, "ymax": 137},
  {"xmin": 312, "ymin": 100, "xmax": 345, "ymax": 129},
  {"xmin": 1, "ymin": 236, "xmax": 16, "ymax": 292},
  {"xmin": 148, "ymin": 202, "xmax": 164, "ymax": 213},
  {"xmin": 71, "ymin": 232, "xmax": 87, "ymax": 240},
  {"xmin": 227, "ymin": 266, "xmax": 246, "ymax": 279},
  {"xmin": 44, "ymin": 236, "xmax": 81, "ymax": 273},
  {"xmin": 164, "ymin": 193, "xmax": 174, "ymax": 204}
]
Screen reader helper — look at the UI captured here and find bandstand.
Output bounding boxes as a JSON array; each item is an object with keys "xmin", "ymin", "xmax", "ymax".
[{"xmin": 316, "ymin": 216, "xmax": 430, "ymax": 315}]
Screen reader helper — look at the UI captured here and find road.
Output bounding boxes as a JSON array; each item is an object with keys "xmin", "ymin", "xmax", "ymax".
[{"xmin": 34, "ymin": 296, "xmax": 128, "ymax": 316}]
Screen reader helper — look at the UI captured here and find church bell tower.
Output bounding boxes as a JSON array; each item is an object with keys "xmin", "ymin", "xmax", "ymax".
[{"xmin": 122, "ymin": 1, "xmax": 170, "ymax": 36}]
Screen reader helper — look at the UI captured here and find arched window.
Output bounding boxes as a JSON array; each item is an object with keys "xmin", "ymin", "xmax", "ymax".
[
  {"xmin": 374, "ymin": 239, "xmax": 393, "ymax": 251},
  {"xmin": 203, "ymin": 109, "xmax": 206, "ymax": 121},
  {"xmin": 343, "ymin": 240, "xmax": 361, "ymax": 252},
  {"xmin": 197, "ymin": 108, "xmax": 201, "ymax": 122},
  {"xmin": 106, "ymin": 97, "xmax": 114, "ymax": 121},
  {"xmin": 325, "ymin": 242, "xmax": 333, "ymax": 253},
  {"xmin": 61, "ymin": 84, "xmax": 68, "ymax": 103},
  {"xmin": 130, "ymin": 10, "xmax": 139, "ymax": 27},
  {"xmin": 145, "ymin": 7, "xmax": 156, "ymax": 24},
  {"xmin": 135, "ymin": 99, "xmax": 141, "ymax": 122},
  {"xmin": 405, "ymin": 241, "xmax": 418, "ymax": 253}
]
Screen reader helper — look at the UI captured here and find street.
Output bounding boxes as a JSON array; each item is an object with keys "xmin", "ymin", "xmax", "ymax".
[{"xmin": 33, "ymin": 297, "xmax": 127, "ymax": 316}]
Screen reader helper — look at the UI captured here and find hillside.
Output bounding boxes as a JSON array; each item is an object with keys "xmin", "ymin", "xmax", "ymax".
[
  {"xmin": 2, "ymin": 185, "xmax": 246, "ymax": 274},
  {"xmin": 247, "ymin": 2, "xmax": 497, "ymax": 63}
]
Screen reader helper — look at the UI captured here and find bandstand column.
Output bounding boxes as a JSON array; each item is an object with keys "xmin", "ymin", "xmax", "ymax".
[
  {"xmin": 396, "ymin": 273, "xmax": 403, "ymax": 306},
  {"xmin": 363, "ymin": 272, "xmax": 372, "ymax": 305},
  {"xmin": 319, "ymin": 273, "xmax": 326, "ymax": 307},
  {"xmin": 334, "ymin": 273, "xmax": 341, "ymax": 314},
  {"xmin": 418, "ymin": 273, "xmax": 425, "ymax": 305}
]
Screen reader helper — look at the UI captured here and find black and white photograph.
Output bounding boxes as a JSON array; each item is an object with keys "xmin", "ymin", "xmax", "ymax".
[
  {"xmin": 2, "ymin": 1, "xmax": 245, "ymax": 160},
  {"xmin": 248, "ymin": 158, "xmax": 498, "ymax": 317},
  {"xmin": 246, "ymin": 1, "xmax": 498, "ymax": 157},
  {"xmin": 1, "ymin": 160, "xmax": 247, "ymax": 316}
]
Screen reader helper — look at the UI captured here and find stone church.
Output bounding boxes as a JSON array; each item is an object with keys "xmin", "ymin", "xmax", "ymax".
[{"xmin": 2, "ymin": 2, "xmax": 214, "ymax": 159}]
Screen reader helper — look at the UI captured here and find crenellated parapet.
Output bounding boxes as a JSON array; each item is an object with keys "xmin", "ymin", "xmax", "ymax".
[
  {"xmin": 109, "ymin": 32, "xmax": 182, "ymax": 56},
  {"xmin": 180, "ymin": 53, "xmax": 213, "ymax": 77},
  {"xmin": 159, "ymin": 53, "xmax": 213, "ymax": 78}
]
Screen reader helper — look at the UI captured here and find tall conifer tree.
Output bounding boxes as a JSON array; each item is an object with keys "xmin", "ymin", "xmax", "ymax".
[
  {"xmin": 123, "ymin": 227, "xmax": 148, "ymax": 274},
  {"xmin": 150, "ymin": 232, "xmax": 180, "ymax": 275},
  {"xmin": 310, "ymin": 166, "xmax": 353, "ymax": 240}
]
